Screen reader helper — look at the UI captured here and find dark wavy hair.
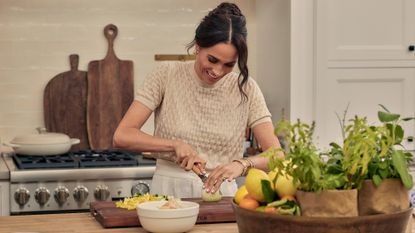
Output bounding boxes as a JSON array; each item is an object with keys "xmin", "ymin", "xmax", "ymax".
[{"xmin": 187, "ymin": 2, "xmax": 249, "ymax": 102}]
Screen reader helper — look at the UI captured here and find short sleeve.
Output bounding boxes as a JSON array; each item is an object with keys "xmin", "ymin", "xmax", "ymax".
[
  {"xmin": 247, "ymin": 79, "xmax": 272, "ymax": 128},
  {"xmin": 135, "ymin": 62, "xmax": 170, "ymax": 111}
]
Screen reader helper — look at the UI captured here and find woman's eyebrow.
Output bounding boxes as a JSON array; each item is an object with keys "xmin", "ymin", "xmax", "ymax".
[{"xmin": 208, "ymin": 54, "xmax": 236, "ymax": 64}]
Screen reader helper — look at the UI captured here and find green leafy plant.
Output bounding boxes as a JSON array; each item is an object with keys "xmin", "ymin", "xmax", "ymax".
[
  {"xmin": 328, "ymin": 105, "xmax": 414, "ymax": 190},
  {"xmin": 264, "ymin": 105, "xmax": 414, "ymax": 193},
  {"xmin": 267, "ymin": 119, "xmax": 325, "ymax": 192},
  {"xmin": 366, "ymin": 105, "xmax": 414, "ymax": 189},
  {"xmin": 340, "ymin": 116, "xmax": 385, "ymax": 189}
]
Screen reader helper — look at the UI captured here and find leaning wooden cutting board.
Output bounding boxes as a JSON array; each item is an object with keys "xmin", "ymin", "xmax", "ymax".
[
  {"xmin": 87, "ymin": 24, "xmax": 134, "ymax": 150},
  {"xmin": 44, "ymin": 54, "xmax": 89, "ymax": 151},
  {"xmin": 90, "ymin": 197, "xmax": 236, "ymax": 228}
]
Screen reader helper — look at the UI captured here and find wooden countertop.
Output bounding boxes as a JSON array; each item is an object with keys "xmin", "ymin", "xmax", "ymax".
[
  {"xmin": 0, "ymin": 213, "xmax": 238, "ymax": 233},
  {"xmin": 0, "ymin": 212, "xmax": 414, "ymax": 233}
]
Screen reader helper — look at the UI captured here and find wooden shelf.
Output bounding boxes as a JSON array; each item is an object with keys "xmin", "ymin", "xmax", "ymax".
[{"xmin": 154, "ymin": 54, "xmax": 195, "ymax": 61}]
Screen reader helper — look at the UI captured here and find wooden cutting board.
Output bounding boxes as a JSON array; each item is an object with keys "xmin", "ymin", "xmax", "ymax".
[
  {"xmin": 43, "ymin": 54, "xmax": 89, "ymax": 151},
  {"xmin": 90, "ymin": 197, "xmax": 236, "ymax": 228},
  {"xmin": 87, "ymin": 24, "xmax": 134, "ymax": 150}
]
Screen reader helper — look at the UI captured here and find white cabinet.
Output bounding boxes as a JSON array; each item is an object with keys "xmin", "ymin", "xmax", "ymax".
[
  {"xmin": 323, "ymin": 0, "xmax": 415, "ymax": 61},
  {"xmin": 0, "ymin": 181, "xmax": 9, "ymax": 216},
  {"xmin": 292, "ymin": 0, "xmax": 415, "ymax": 149}
]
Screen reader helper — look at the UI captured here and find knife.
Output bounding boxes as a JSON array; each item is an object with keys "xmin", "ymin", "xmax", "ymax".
[
  {"xmin": 142, "ymin": 152, "xmax": 208, "ymax": 183},
  {"xmin": 192, "ymin": 164, "xmax": 209, "ymax": 183}
]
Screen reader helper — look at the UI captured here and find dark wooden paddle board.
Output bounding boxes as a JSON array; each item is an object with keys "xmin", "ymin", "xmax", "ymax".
[
  {"xmin": 87, "ymin": 24, "xmax": 134, "ymax": 150},
  {"xmin": 90, "ymin": 197, "xmax": 236, "ymax": 228},
  {"xmin": 43, "ymin": 54, "xmax": 89, "ymax": 151}
]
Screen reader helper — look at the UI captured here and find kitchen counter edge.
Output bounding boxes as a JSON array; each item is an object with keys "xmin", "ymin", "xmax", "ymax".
[{"xmin": 0, "ymin": 212, "xmax": 239, "ymax": 233}]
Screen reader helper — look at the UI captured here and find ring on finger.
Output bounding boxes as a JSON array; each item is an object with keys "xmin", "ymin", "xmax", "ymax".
[{"xmin": 221, "ymin": 176, "xmax": 228, "ymax": 182}]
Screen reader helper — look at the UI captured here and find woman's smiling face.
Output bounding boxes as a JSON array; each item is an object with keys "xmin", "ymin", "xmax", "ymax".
[{"xmin": 194, "ymin": 42, "xmax": 238, "ymax": 86}]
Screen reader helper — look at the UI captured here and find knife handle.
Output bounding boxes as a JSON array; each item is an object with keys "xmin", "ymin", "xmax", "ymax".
[
  {"xmin": 142, "ymin": 152, "xmax": 205, "ymax": 175},
  {"xmin": 192, "ymin": 163, "xmax": 204, "ymax": 175}
]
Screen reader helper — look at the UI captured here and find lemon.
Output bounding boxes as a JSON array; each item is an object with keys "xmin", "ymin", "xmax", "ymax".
[
  {"xmin": 267, "ymin": 169, "xmax": 278, "ymax": 190},
  {"xmin": 234, "ymin": 185, "xmax": 248, "ymax": 204},
  {"xmin": 202, "ymin": 189, "xmax": 222, "ymax": 202},
  {"xmin": 274, "ymin": 172, "xmax": 298, "ymax": 197},
  {"xmin": 245, "ymin": 168, "xmax": 272, "ymax": 202},
  {"xmin": 268, "ymin": 170, "xmax": 277, "ymax": 182}
]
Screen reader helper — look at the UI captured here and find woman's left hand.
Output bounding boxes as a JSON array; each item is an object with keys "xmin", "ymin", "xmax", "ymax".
[{"xmin": 203, "ymin": 161, "xmax": 244, "ymax": 193}]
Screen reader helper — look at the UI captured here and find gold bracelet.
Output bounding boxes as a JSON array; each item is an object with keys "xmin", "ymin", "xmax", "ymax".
[
  {"xmin": 245, "ymin": 157, "xmax": 255, "ymax": 168},
  {"xmin": 232, "ymin": 159, "xmax": 248, "ymax": 176}
]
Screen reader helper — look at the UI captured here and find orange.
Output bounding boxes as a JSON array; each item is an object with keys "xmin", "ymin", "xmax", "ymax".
[{"xmin": 239, "ymin": 196, "xmax": 259, "ymax": 210}]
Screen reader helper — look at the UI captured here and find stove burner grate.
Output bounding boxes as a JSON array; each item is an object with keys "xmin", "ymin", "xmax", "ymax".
[
  {"xmin": 12, "ymin": 150, "xmax": 151, "ymax": 170},
  {"xmin": 74, "ymin": 150, "xmax": 138, "ymax": 168},
  {"xmin": 13, "ymin": 154, "xmax": 78, "ymax": 169}
]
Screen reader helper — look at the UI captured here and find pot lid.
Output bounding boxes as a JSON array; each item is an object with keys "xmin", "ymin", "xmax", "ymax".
[{"xmin": 10, "ymin": 128, "xmax": 71, "ymax": 145}]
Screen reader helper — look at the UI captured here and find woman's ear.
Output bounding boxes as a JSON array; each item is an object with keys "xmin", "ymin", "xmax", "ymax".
[{"xmin": 195, "ymin": 45, "xmax": 200, "ymax": 55}]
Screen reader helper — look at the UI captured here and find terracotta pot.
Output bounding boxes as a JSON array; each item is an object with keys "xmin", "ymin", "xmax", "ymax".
[
  {"xmin": 232, "ymin": 201, "xmax": 412, "ymax": 233},
  {"xmin": 4, "ymin": 127, "xmax": 80, "ymax": 155}
]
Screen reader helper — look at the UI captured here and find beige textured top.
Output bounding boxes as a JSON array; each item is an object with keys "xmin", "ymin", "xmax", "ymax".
[{"xmin": 135, "ymin": 61, "xmax": 271, "ymax": 170}]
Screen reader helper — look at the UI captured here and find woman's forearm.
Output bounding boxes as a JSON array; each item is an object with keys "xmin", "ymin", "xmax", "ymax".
[{"xmin": 113, "ymin": 126, "xmax": 177, "ymax": 153}]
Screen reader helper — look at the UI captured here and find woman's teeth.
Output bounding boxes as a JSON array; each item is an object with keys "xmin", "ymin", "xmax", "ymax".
[{"xmin": 207, "ymin": 71, "xmax": 218, "ymax": 79}]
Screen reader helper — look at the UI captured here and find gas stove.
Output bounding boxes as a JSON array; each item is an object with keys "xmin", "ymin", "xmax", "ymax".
[{"xmin": 2, "ymin": 150, "xmax": 156, "ymax": 215}]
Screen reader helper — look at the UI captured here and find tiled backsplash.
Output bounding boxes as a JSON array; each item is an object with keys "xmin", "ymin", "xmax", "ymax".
[{"xmin": 0, "ymin": 0, "xmax": 257, "ymax": 143}]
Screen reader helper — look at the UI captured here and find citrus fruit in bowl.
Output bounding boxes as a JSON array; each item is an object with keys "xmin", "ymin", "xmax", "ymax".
[{"xmin": 232, "ymin": 200, "xmax": 412, "ymax": 233}]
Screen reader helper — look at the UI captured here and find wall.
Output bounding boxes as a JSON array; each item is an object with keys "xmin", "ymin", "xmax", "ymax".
[
  {"xmin": 0, "ymin": 0, "xmax": 257, "ymax": 143},
  {"xmin": 256, "ymin": 0, "xmax": 290, "ymax": 123}
]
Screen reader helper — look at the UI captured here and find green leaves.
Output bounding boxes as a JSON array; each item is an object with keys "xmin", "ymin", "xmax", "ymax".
[
  {"xmin": 274, "ymin": 119, "xmax": 325, "ymax": 192},
  {"xmin": 341, "ymin": 116, "xmax": 381, "ymax": 189},
  {"xmin": 261, "ymin": 180, "xmax": 275, "ymax": 203},
  {"xmin": 272, "ymin": 104, "xmax": 414, "ymax": 192},
  {"xmin": 385, "ymin": 123, "xmax": 403, "ymax": 144},
  {"xmin": 391, "ymin": 150, "xmax": 413, "ymax": 189},
  {"xmin": 378, "ymin": 111, "xmax": 400, "ymax": 123}
]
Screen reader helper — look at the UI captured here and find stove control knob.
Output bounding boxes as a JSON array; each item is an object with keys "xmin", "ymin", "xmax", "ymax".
[
  {"xmin": 14, "ymin": 188, "xmax": 30, "ymax": 206},
  {"xmin": 94, "ymin": 185, "xmax": 110, "ymax": 201},
  {"xmin": 54, "ymin": 186, "xmax": 69, "ymax": 206},
  {"xmin": 73, "ymin": 186, "xmax": 89, "ymax": 203},
  {"xmin": 131, "ymin": 182, "xmax": 150, "ymax": 196},
  {"xmin": 35, "ymin": 187, "xmax": 50, "ymax": 206}
]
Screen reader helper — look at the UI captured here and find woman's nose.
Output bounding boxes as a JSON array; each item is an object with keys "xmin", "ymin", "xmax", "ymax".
[{"xmin": 212, "ymin": 66, "xmax": 223, "ymax": 77}]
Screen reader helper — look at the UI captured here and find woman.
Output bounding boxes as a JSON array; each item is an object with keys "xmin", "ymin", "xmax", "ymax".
[{"xmin": 113, "ymin": 2, "xmax": 281, "ymax": 198}]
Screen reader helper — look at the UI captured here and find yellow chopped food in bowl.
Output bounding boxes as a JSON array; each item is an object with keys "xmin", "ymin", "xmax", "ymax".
[{"xmin": 116, "ymin": 193, "xmax": 166, "ymax": 210}]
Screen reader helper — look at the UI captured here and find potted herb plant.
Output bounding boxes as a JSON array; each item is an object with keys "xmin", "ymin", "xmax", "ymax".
[
  {"xmin": 358, "ymin": 105, "xmax": 414, "ymax": 215},
  {"xmin": 271, "ymin": 119, "xmax": 358, "ymax": 217}
]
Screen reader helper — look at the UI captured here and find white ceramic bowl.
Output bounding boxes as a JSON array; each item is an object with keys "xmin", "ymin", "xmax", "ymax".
[{"xmin": 136, "ymin": 200, "xmax": 199, "ymax": 233}]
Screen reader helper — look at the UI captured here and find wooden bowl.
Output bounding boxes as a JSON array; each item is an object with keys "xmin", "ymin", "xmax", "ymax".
[{"xmin": 232, "ymin": 201, "xmax": 412, "ymax": 233}]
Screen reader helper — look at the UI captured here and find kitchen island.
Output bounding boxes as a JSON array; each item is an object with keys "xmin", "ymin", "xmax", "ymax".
[
  {"xmin": 0, "ymin": 212, "xmax": 413, "ymax": 233},
  {"xmin": 0, "ymin": 212, "xmax": 238, "ymax": 233}
]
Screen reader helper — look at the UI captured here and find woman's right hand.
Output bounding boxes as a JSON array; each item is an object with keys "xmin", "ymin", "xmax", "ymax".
[{"xmin": 172, "ymin": 140, "xmax": 206, "ymax": 173}]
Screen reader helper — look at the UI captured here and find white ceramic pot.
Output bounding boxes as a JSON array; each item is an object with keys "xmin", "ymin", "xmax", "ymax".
[{"xmin": 3, "ymin": 127, "xmax": 80, "ymax": 156}]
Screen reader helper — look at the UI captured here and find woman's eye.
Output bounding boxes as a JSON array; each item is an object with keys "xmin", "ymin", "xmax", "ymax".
[
  {"xmin": 225, "ymin": 63, "xmax": 235, "ymax": 68},
  {"xmin": 208, "ymin": 56, "xmax": 218, "ymax": 63}
]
